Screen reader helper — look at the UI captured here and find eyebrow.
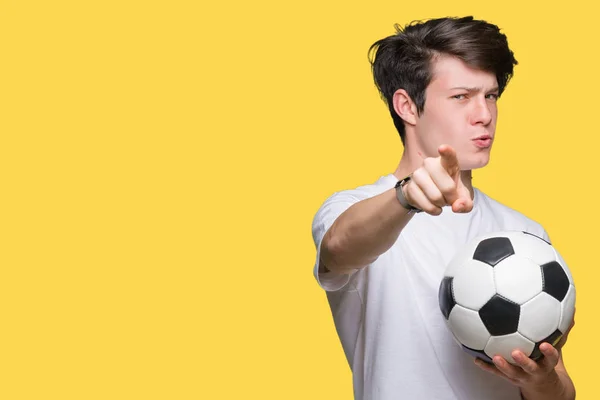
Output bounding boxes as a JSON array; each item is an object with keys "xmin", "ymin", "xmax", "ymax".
[{"xmin": 450, "ymin": 86, "xmax": 500, "ymax": 93}]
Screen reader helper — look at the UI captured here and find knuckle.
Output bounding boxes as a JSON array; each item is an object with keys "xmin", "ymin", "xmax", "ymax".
[
  {"xmin": 523, "ymin": 362, "xmax": 537, "ymax": 374},
  {"xmin": 411, "ymin": 168, "xmax": 427, "ymax": 182}
]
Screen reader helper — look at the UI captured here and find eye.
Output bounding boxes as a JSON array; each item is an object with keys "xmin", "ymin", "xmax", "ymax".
[
  {"xmin": 452, "ymin": 94, "xmax": 467, "ymax": 100},
  {"xmin": 486, "ymin": 93, "xmax": 499, "ymax": 101}
]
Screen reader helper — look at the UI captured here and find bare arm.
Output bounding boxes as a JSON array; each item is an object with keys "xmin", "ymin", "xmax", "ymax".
[
  {"xmin": 319, "ymin": 187, "xmax": 415, "ymax": 274},
  {"xmin": 520, "ymin": 353, "xmax": 575, "ymax": 400},
  {"xmin": 320, "ymin": 145, "xmax": 473, "ymax": 274}
]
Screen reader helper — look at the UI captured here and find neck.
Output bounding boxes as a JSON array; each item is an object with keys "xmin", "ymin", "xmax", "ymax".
[{"xmin": 392, "ymin": 150, "xmax": 475, "ymax": 200}]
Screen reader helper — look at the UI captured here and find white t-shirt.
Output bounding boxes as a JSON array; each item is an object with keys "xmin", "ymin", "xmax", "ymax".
[{"xmin": 311, "ymin": 174, "xmax": 550, "ymax": 400}]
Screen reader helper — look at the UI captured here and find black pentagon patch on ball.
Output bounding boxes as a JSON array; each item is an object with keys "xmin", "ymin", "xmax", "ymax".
[
  {"xmin": 541, "ymin": 261, "xmax": 570, "ymax": 301},
  {"xmin": 530, "ymin": 329, "xmax": 563, "ymax": 361},
  {"xmin": 523, "ymin": 231, "xmax": 551, "ymax": 245},
  {"xmin": 473, "ymin": 237, "xmax": 514, "ymax": 267},
  {"xmin": 462, "ymin": 345, "xmax": 493, "ymax": 365},
  {"xmin": 438, "ymin": 276, "xmax": 455, "ymax": 320},
  {"xmin": 479, "ymin": 295, "xmax": 520, "ymax": 336}
]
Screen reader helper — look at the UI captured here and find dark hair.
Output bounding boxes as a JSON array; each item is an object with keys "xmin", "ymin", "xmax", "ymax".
[{"xmin": 368, "ymin": 16, "xmax": 518, "ymax": 143}]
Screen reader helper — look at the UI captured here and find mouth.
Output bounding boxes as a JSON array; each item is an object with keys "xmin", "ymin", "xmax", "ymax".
[{"xmin": 472, "ymin": 135, "xmax": 493, "ymax": 149}]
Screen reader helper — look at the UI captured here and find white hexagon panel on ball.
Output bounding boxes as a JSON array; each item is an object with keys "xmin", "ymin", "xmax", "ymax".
[
  {"xmin": 494, "ymin": 255, "xmax": 543, "ymax": 305},
  {"xmin": 518, "ymin": 292, "xmax": 561, "ymax": 343},
  {"xmin": 448, "ymin": 305, "xmax": 491, "ymax": 350},
  {"xmin": 452, "ymin": 259, "xmax": 496, "ymax": 310},
  {"xmin": 485, "ymin": 333, "xmax": 535, "ymax": 365}
]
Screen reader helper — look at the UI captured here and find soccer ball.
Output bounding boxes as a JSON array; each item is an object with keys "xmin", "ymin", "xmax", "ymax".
[{"xmin": 438, "ymin": 231, "xmax": 576, "ymax": 365}]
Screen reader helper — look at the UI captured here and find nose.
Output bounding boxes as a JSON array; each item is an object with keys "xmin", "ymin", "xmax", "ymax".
[{"xmin": 470, "ymin": 97, "xmax": 493, "ymax": 126}]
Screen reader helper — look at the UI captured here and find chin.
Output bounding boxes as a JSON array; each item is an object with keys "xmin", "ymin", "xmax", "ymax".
[{"xmin": 462, "ymin": 154, "xmax": 490, "ymax": 170}]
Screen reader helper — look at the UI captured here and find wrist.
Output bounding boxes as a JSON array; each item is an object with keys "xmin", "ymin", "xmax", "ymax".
[
  {"xmin": 394, "ymin": 176, "xmax": 421, "ymax": 213},
  {"xmin": 521, "ymin": 371, "xmax": 574, "ymax": 400},
  {"xmin": 556, "ymin": 370, "xmax": 576, "ymax": 400}
]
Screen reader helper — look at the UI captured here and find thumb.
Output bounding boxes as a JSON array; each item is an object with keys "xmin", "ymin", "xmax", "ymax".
[{"xmin": 452, "ymin": 179, "xmax": 473, "ymax": 213}]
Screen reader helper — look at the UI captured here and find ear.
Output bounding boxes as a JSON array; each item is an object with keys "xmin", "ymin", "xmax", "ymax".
[{"xmin": 392, "ymin": 89, "xmax": 418, "ymax": 126}]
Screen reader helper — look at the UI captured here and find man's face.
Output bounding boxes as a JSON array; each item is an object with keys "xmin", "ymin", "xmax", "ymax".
[{"xmin": 414, "ymin": 55, "xmax": 499, "ymax": 170}]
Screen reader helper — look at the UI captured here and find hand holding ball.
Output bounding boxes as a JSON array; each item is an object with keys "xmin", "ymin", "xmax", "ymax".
[{"xmin": 438, "ymin": 231, "xmax": 575, "ymax": 364}]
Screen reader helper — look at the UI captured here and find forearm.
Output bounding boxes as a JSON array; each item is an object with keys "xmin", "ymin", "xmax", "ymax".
[
  {"xmin": 321, "ymin": 188, "xmax": 413, "ymax": 273},
  {"xmin": 521, "ymin": 370, "xmax": 575, "ymax": 400}
]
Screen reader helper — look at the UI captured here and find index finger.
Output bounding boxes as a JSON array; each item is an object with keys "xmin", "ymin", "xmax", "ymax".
[{"xmin": 438, "ymin": 145, "xmax": 460, "ymax": 176}]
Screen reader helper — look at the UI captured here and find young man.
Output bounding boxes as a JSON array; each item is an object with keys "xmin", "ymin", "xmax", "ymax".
[{"xmin": 311, "ymin": 17, "xmax": 576, "ymax": 400}]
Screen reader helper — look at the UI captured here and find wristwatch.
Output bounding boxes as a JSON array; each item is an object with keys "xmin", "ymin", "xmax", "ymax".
[{"xmin": 394, "ymin": 176, "xmax": 422, "ymax": 213}]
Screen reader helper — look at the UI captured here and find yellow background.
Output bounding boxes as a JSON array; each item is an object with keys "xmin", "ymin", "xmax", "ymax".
[{"xmin": 1, "ymin": 0, "xmax": 596, "ymax": 398}]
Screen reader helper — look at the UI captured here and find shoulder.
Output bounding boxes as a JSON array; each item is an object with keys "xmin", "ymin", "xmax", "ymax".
[
  {"xmin": 317, "ymin": 174, "xmax": 397, "ymax": 209},
  {"xmin": 475, "ymin": 189, "xmax": 549, "ymax": 239},
  {"xmin": 311, "ymin": 173, "xmax": 397, "ymax": 232}
]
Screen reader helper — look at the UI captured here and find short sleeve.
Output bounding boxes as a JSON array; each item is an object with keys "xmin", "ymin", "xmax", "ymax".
[{"xmin": 311, "ymin": 191, "xmax": 364, "ymax": 292}]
